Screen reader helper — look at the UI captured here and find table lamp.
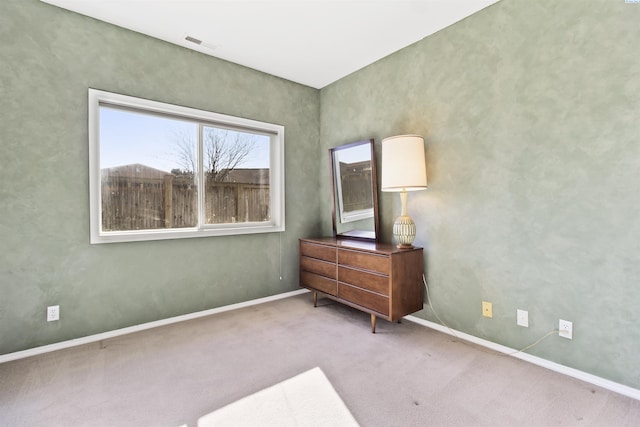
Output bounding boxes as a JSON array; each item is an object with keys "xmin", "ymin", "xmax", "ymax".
[{"xmin": 381, "ymin": 135, "xmax": 427, "ymax": 248}]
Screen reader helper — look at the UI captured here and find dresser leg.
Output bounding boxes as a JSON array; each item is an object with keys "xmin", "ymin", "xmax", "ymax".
[
  {"xmin": 371, "ymin": 314, "xmax": 377, "ymax": 333},
  {"xmin": 313, "ymin": 291, "xmax": 317, "ymax": 307}
]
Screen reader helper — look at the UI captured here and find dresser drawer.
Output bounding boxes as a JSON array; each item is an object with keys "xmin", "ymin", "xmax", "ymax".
[
  {"xmin": 301, "ymin": 242, "xmax": 336, "ymax": 263},
  {"xmin": 338, "ymin": 283, "xmax": 389, "ymax": 315},
  {"xmin": 338, "ymin": 249, "xmax": 389, "ymax": 275},
  {"xmin": 338, "ymin": 266, "xmax": 389, "ymax": 296},
  {"xmin": 301, "ymin": 271, "xmax": 337, "ymax": 296},
  {"xmin": 300, "ymin": 238, "xmax": 424, "ymax": 332},
  {"xmin": 301, "ymin": 256, "xmax": 336, "ymax": 279}
]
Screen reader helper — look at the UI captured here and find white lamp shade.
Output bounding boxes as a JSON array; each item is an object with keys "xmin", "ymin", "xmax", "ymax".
[{"xmin": 381, "ymin": 135, "xmax": 427, "ymax": 192}]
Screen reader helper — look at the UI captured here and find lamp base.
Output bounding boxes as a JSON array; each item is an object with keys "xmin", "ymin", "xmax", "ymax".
[{"xmin": 393, "ymin": 214, "xmax": 416, "ymax": 249}]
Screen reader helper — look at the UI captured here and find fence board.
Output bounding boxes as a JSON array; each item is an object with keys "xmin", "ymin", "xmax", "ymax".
[{"xmin": 101, "ymin": 173, "xmax": 269, "ymax": 231}]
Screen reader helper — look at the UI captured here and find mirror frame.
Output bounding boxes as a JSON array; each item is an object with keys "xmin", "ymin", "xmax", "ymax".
[{"xmin": 329, "ymin": 139, "xmax": 379, "ymax": 241}]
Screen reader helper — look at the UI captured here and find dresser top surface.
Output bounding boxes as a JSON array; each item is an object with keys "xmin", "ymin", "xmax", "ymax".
[{"xmin": 300, "ymin": 237, "xmax": 422, "ymax": 255}]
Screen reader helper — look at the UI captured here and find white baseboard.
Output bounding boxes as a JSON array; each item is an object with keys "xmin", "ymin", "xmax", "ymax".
[
  {"xmin": 4, "ymin": 290, "xmax": 637, "ymax": 403},
  {"xmin": 0, "ymin": 289, "xmax": 310, "ymax": 365},
  {"xmin": 405, "ymin": 315, "xmax": 640, "ymax": 401}
]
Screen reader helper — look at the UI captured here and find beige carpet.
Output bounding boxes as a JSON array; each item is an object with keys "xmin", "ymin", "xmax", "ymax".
[
  {"xmin": 198, "ymin": 367, "xmax": 358, "ymax": 427},
  {"xmin": 1, "ymin": 293, "xmax": 640, "ymax": 426}
]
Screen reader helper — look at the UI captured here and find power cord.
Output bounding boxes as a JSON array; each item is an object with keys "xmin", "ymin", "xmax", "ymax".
[
  {"xmin": 422, "ymin": 274, "xmax": 558, "ymax": 356},
  {"xmin": 423, "ymin": 274, "xmax": 462, "ymax": 340},
  {"xmin": 506, "ymin": 329, "xmax": 558, "ymax": 355}
]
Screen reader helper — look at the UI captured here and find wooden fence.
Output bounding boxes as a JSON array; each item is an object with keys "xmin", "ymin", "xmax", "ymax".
[{"xmin": 101, "ymin": 174, "xmax": 269, "ymax": 231}]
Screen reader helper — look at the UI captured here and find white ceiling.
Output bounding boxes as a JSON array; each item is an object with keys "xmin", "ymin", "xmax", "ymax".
[{"xmin": 41, "ymin": 0, "xmax": 499, "ymax": 89}]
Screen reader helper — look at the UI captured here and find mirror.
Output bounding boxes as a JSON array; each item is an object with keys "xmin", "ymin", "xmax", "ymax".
[{"xmin": 329, "ymin": 139, "xmax": 379, "ymax": 241}]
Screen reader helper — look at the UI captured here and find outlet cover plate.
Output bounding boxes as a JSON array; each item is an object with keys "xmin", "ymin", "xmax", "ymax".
[
  {"xmin": 47, "ymin": 305, "xmax": 59, "ymax": 322},
  {"xmin": 517, "ymin": 309, "xmax": 529, "ymax": 327},
  {"xmin": 559, "ymin": 319, "xmax": 572, "ymax": 339},
  {"xmin": 482, "ymin": 301, "xmax": 493, "ymax": 318}
]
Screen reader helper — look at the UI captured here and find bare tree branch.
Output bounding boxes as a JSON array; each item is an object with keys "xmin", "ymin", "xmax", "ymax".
[
  {"xmin": 171, "ymin": 127, "xmax": 258, "ymax": 181},
  {"xmin": 171, "ymin": 128, "xmax": 197, "ymax": 174},
  {"xmin": 204, "ymin": 128, "xmax": 256, "ymax": 182}
]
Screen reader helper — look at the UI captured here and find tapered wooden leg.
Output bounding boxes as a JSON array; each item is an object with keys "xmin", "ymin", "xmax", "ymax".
[
  {"xmin": 313, "ymin": 291, "xmax": 317, "ymax": 307},
  {"xmin": 371, "ymin": 314, "xmax": 377, "ymax": 333}
]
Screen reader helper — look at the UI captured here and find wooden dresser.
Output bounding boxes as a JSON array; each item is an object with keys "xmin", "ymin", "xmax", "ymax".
[{"xmin": 299, "ymin": 237, "xmax": 424, "ymax": 332}]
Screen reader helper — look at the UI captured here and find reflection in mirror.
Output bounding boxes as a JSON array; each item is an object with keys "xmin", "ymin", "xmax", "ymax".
[{"xmin": 329, "ymin": 139, "xmax": 379, "ymax": 241}]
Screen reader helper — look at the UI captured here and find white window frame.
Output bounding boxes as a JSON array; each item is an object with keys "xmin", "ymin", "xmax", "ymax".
[{"xmin": 88, "ymin": 89, "xmax": 285, "ymax": 244}]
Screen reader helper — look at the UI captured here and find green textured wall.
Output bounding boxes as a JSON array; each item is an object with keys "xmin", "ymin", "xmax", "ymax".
[
  {"xmin": 321, "ymin": 0, "xmax": 640, "ymax": 389},
  {"xmin": 3, "ymin": 0, "xmax": 640, "ymax": 393},
  {"xmin": 0, "ymin": 0, "xmax": 320, "ymax": 354}
]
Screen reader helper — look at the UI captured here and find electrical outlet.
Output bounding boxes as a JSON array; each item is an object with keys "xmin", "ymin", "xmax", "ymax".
[
  {"xmin": 47, "ymin": 305, "xmax": 59, "ymax": 322},
  {"xmin": 559, "ymin": 319, "xmax": 572, "ymax": 339},
  {"xmin": 517, "ymin": 309, "xmax": 529, "ymax": 327},
  {"xmin": 482, "ymin": 301, "xmax": 492, "ymax": 318}
]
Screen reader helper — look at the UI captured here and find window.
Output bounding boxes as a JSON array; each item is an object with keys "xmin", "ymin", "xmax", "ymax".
[{"xmin": 88, "ymin": 89, "xmax": 284, "ymax": 244}]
